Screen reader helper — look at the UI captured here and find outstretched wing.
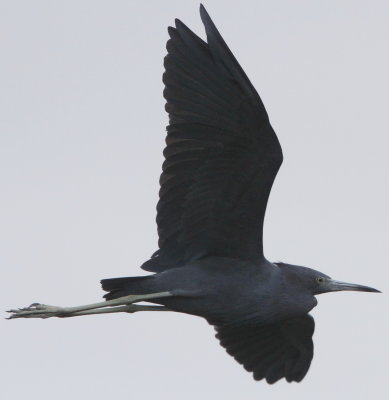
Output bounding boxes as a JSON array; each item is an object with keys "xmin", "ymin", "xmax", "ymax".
[
  {"xmin": 142, "ymin": 5, "xmax": 282, "ymax": 272},
  {"xmin": 215, "ymin": 315, "xmax": 315, "ymax": 383}
]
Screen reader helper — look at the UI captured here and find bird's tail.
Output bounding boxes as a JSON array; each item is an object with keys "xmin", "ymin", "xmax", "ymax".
[{"xmin": 100, "ymin": 276, "xmax": 155, "ymax": 300}]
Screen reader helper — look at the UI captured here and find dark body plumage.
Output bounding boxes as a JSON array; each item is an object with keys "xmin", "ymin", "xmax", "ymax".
[{"xmin": 101, "ymin": 5, "xmax": 379, "ymax": 384}]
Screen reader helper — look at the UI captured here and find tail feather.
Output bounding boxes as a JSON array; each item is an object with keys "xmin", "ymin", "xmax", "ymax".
[{"xmin": 101, "ymin": 276, "xmax": 154, "ymax": 300}]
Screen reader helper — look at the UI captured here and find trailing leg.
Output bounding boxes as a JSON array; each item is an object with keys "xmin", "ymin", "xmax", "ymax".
[{"xmin": 7, "ymin": 292, "xmax": 173, "ymax": 320}]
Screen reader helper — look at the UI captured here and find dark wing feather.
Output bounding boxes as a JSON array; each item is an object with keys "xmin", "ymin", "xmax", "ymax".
[
  {"xmin": 142, "ymin": 5, "xmax": 282, "ymax": 272},
  {"xmin": 215, "ymin": 315, "xmax": 315, "ymax": 383}
]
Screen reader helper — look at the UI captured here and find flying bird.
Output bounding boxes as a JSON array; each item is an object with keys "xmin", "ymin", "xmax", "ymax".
[{"xmin": 8, "ymin": 5, "xmax": 380, "ymax": 384}]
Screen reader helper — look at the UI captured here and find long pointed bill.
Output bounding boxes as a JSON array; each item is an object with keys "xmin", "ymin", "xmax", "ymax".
[{"xmin": 328, "ymin": 279, "xmax": 381, "ymax": 293}]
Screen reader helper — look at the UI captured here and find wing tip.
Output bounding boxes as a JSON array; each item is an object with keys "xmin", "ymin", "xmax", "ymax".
[
  {"xmin": 199, "ymin": 3, "xmax": 215, "ymax": 31},
  {"xmin": 199, "ymin": 3, "xmax": 208, "ymax": 19},
  {"xmin": 168, "ymin": 18, "xmax": 186, "ymax": 35},
  {"xmin": 175, "ymin": 17, "xmax": 195, "ymax": 36},
  {"xmin": 174, "ymin": 18, "xmax": 182, "ymax": 28}
]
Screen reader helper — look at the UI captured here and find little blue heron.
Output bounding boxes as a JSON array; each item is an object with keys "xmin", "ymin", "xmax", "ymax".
[{"xmin": 8, "ymin": 5, "xmax": 380, "ymax": 384}]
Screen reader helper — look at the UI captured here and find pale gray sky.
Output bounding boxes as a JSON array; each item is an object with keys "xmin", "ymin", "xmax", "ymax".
[{"xmin": 1, "ymin": 1, "xmax": 388, "ymax": 399}]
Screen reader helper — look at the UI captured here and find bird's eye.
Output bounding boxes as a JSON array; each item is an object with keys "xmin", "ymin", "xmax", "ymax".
[{"xmin": 316, "ymin": 277, "xmax": 325, "ymax": 283}]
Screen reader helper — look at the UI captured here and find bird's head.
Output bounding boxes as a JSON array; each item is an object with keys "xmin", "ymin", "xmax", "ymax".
[{"xmin": 276, "ymin": 262, "xmax": 380, "ymax": 296}]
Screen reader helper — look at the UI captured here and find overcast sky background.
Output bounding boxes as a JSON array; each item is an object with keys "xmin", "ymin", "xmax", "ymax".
[{"xmin": 1, "ymin": 1, "xmax": 388, "ymax": 399}]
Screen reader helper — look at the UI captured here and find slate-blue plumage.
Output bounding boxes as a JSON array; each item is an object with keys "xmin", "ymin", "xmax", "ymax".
[{"xmin": 101, "ymin": 5, "xmax": 380, "ymax": 383}]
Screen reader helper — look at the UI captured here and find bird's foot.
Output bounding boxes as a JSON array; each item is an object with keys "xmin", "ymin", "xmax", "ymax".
[{"xmin": 6, "ymin": 303, "xmax": 66, "ymax": 319}]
